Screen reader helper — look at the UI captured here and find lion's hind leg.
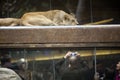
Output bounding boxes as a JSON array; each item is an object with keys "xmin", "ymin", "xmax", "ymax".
[{"xmin": 21, "ymin": 15, "xmax": 57, "ymax": 26}]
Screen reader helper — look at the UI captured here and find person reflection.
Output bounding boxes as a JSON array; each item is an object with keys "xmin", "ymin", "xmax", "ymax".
[
  {"xmin": 55, "ymin": 51, "xmax": 91, "ymax": 80},
  {"xmin": 0, "ymin": 53, "xmax": 17, "ymax": 70},
  {"xmin": 115, "ymin": 61, "xmax": 120, "ymax": 80},
  {"xmin": 0, "ymin": 52, "xmax": 22, "ymax": 80},
  {"xmin": 16, "ymin": 58, "xmax": 31, "ymax": 80}
]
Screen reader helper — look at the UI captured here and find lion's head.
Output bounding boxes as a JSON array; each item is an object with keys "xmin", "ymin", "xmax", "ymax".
[
  {"xmin": 63, "ymin": 13, "xmax": 79, "ymax": 25},
  {"xmin": 56, "ymin": 11, "xmax": 79, "ymax": 26}
]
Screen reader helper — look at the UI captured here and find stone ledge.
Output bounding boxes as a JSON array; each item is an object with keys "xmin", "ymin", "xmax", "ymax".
[{"xmin": 0, "ymin": 25, "xmax": 120, "ymax": 45}]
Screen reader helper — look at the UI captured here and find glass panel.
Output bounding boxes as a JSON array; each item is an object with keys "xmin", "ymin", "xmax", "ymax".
[
  {"xmin": 0, "ymin": 49, "xmax": 33, "ymax": 80},
  {"xmin": 53, "ymin": 48, "xmax": 95, "ymax": 80},
  {"xmin": 0, "ymin": 48, "xmax": 95, "ymax": 80},
  {"xmin": 1, "ymin": 48, "xmax": 120, "ymax": 80},
  {"xmin": 96, "ymin": 48, "xmax": 120, "ymax": 80}
]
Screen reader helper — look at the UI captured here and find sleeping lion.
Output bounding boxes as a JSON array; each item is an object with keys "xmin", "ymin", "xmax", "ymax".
[
  {"xmin": 21, "ymin": 10, "xmax": 78, "ymax": 26},
  {"xmin": 0, "ymin": 10, "xmax": 78, "ymax": 26}
]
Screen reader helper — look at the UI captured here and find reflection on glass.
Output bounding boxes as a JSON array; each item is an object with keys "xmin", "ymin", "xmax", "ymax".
[
  {"xmin": 96, "ymin": 49, "xmax": 120, "ymax": 80},
  {"xmin": 0, "ymin": 48, "xmax": 94, "ymax": 80},
  {"xmin": 0, "ymin": 48, "xmax": 120, "ymax": 80}
]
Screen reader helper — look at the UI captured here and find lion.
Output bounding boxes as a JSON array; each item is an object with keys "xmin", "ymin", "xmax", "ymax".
[
  {"xmin": 21, "ymin": 10, "xmax": 79, "ymax": 26},
  {"xmin": 0, "ymin": 18, "xmax": 20, "ymax": 26},
  {"xmin": 0, "ymin": 10, "xmax": 78, "ymax": 26}
]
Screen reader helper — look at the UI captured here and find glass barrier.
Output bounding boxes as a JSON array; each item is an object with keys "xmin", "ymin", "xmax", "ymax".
[
  {"xmin": 0, "ymin": 48, "xmax": 120, "ymax": 80},
  {"xmin": 96, "ymin": 48, "xmax": 120, "ymax": 80},
  {"xmin": 0, "ymin": 48, "xmax": 94, "ymax": 80}
]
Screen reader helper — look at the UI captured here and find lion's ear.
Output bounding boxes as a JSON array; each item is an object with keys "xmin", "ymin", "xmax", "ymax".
[{"xmin": 70, "ymin": 13, "xmax": 75, "ymax": 18}]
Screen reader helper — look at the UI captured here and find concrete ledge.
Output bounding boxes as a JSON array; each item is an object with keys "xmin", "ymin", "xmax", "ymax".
[{"xmin": 0, "ymin": 25, "xmax": 120, "ymax": 48}]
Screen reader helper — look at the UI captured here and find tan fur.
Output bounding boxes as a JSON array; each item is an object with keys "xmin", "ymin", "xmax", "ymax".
[
  {"xmin": 0, "ymin": 18, "xmax": 20, "ymax": 26},
  {"xmin": 21, "ymin": 10, "xmax": 78, "ymax": 26},
  {"xmin": 0, "ymin": 10, "xmax": 78, "ymax": 26}
]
